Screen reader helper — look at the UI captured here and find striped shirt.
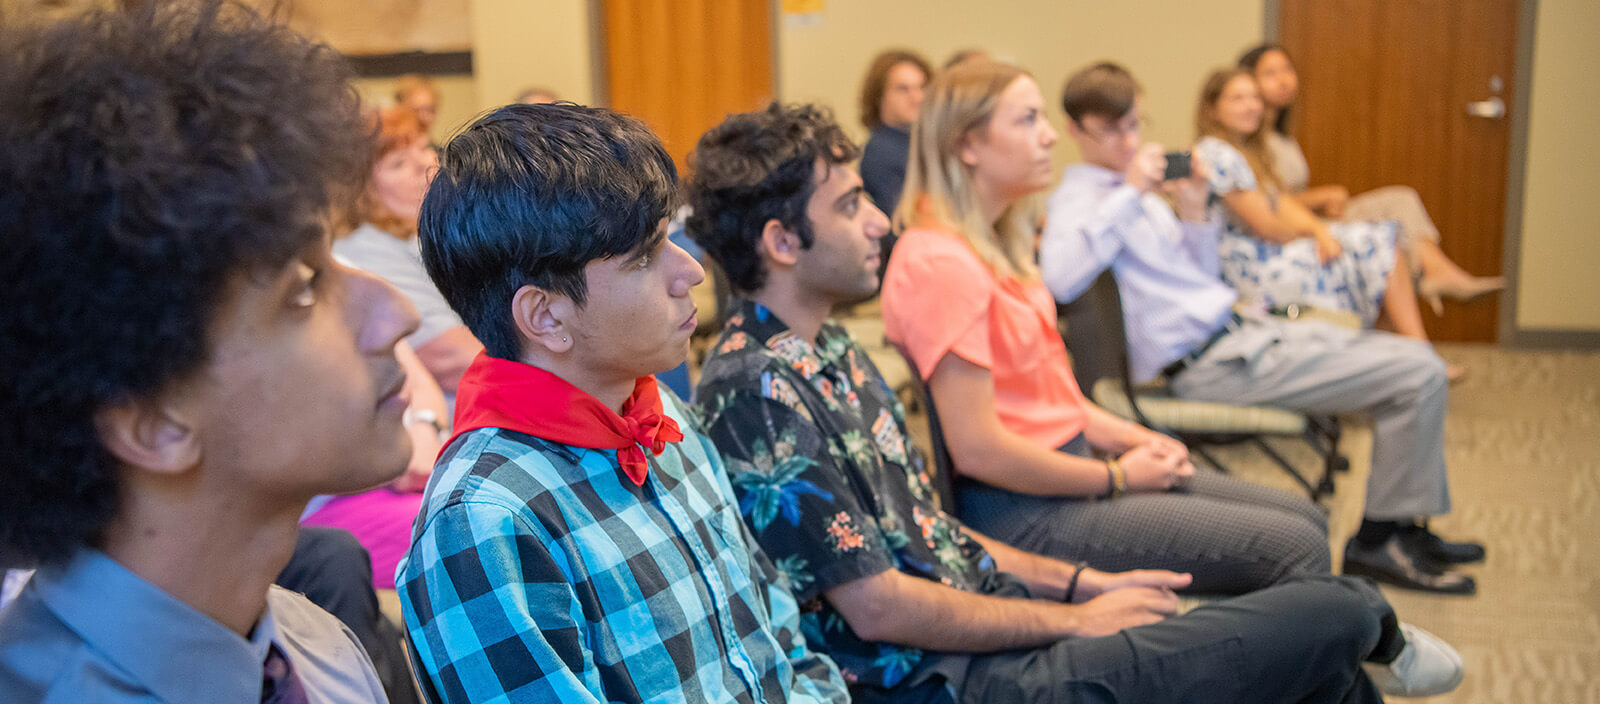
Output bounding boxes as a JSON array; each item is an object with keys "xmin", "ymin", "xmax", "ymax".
[
  {"xmin": 1041, "ymin": 163, "xmax": 1238, "ymax": 383},
  {"xmin": 395, "ymin": 388, "xmax": 847, "ymax": 704}
]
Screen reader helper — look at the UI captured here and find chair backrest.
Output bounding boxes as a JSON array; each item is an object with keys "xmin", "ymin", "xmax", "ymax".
[
  {"xmin": 402, "ymin": 631, "xmax": 444, "ymax": 704},
  {"xmin": 1055, "ymin": 269, "xmax": 1131, "ymax": 390},
  {"xmin": 1056, "ymin": 270, "xmax": 1157, "ymax": 429},
  {"xmin": 892, "ymin": 346, "xmax": 960, "ymax": 517}
]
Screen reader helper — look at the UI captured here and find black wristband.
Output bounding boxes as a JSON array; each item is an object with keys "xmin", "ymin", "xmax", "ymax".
[{"xmin": 1063, "ymin": 562, "xmax": 1087, "ymax": 602}]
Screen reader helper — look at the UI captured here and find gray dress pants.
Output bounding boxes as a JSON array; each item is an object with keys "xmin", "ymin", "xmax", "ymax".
[{"xmin": 1170, "ymin": 315, "xmax": 1451, "ymax": 520}]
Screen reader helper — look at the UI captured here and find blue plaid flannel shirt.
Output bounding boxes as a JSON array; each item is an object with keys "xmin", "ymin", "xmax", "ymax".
[{"xmin": 396, "ymin": 389, "xmax": 848, "ymax": 704}]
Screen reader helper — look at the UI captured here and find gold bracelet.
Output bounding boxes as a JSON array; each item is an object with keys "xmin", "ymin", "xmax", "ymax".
[{"xmin": 1106, "ymin": 459, "xmax": 1127, "ymax": 499}]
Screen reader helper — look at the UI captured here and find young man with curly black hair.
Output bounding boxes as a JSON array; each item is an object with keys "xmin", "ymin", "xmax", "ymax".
[
  {"xmin": 0, "ymin": 3, "xmax": 418, "ymax": 701},
  {"xmin": 394, "ymin": 102, "xmax": 847, "ymax": 704}
]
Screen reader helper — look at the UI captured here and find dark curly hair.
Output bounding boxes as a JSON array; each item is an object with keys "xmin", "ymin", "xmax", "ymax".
[
  {"xmin": 0, "ymin": 1, "xmax": 370, "ymax": 567},
  {"xmin": 418, "ymin": 103, "xmax": 679, "ymax": 361},
  {"xmin": 686, "ymin": 103, "xmax": 859, "ymax": 294}
]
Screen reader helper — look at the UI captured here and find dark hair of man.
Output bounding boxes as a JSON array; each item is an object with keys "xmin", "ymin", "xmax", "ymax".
[
  {"xmin": 859, "ymin": 49, "xmax": 933, "ymax": 130},
  {"xmin": 1061, "ymin": 61, "xmax": 1142, "ymax": 125},
  {"xmin": 0, "ymin": 1, "xmax": 370, "ymax": 567},
  {"xmin": 686, "ymin": 103, "xmax": 860, "ymax": 295},
  {"xmin": 1238, "ymin": 43, "xmax": 1294, "ymax": 135},
  {"xmin": 418, "ymin": 103, "xmax": 678, "ymax": 361}
]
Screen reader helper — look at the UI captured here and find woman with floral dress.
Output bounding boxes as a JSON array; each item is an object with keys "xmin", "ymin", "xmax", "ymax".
[
  {"xmin": 1238, "ymin": 44, "xmax": 1505, "ymax": 317},
  {"xmin": 1193, "ymin": 68, "xmax": 1431, "ymax": 342}
]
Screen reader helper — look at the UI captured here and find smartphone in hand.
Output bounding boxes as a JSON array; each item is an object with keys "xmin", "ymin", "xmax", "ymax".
[{"xmin": 1162, "ymin": 151, "xmax": 1192, "ymax": 181}]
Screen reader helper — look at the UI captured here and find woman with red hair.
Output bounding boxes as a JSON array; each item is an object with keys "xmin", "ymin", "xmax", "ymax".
[{"xmin": 303, "ymin": 106, "xmax": 473, "ymax": 589}]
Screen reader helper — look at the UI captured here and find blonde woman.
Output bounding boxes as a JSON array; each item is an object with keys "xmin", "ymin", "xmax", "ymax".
[{"xmin": 881, "ymin": 61, "xmax": 1329, "ymax": 594}]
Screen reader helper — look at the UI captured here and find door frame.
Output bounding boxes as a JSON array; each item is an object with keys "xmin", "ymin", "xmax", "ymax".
[{"xmin": 1263, "ymin": 0, "xmax": 1597, "ymax": 348}]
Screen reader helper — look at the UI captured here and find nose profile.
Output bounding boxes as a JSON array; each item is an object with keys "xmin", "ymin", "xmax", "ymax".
[
  {"xmin": 865, "ymin": 200, "xmax": 891, "ymax": 241},
  {"xmin": 349, "ymin": 265, "xmax": 421, "ymax": 355},
  {"xmin": 670, "ymin": 241, "xmax": 706, "ymax": 296}
]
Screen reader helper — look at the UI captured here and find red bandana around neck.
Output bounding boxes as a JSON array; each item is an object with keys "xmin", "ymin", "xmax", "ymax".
[{"xmin": 445, "ymin": 352, "xmax": 684, "ymax": 486}]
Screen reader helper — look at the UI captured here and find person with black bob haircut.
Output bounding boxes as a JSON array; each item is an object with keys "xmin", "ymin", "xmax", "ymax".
[
  {"xmin": 396, "ymin": 102, "xmax": 848, "ymax": 704},
  {"xmin": 0, "ymin": 2, "xmax": 421, "ymax": 702}
]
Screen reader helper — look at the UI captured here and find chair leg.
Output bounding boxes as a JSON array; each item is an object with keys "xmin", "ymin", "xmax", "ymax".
[
  {"xmin": 1251, "ymin": 436, "xmax": 1318, "ymax": 498},
  {"xmin": 1316, "ymin": 419, "xmax": 1341, "ymax": 499},
  {"xmin": 1300, "ymin": 429, "xmax": 1339, "ymax": 500},
  {"xmin": 1306, "ymin": 416, "xmax": 1350, "ymax": 473},
  {"xmin": 1189, "ymin": 443, "xmax": 1230, "ymax": 474}
]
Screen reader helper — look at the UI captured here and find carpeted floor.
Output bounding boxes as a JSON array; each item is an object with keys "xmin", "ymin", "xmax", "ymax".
[
  {"xmin": 1180, "ymin": 343, "xmax": 1600, "ymax": 703},
  {"xmin": 905, "ymin": 342, "xmax": 1600, "ymax": 703}
]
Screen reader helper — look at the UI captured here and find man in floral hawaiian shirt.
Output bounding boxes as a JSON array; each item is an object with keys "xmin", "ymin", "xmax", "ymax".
[{"xmin": 686, "ymin": 103, "xmax": 1464, "ymax": 703}]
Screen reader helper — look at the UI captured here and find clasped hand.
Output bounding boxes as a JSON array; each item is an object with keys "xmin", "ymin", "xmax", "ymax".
[{"xmin": 1117, "ymin": 435, "xmax": 1196, "ymax": 492}]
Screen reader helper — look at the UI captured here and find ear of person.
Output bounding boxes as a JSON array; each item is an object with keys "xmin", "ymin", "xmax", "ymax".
[
  {"xmin": 761, "ymin": 219, "xmax": 799, "ymax": 263},
  {"xmin": 512, "ymin": 285, "xmax": 573, "ymax": 353},
  {"xmin": 93, "ymin": 397, "xmax": 202, "ymax": 475}
]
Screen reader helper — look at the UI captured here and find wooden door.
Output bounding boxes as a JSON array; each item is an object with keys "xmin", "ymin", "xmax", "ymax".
[
  {"xmin": 1279, "ymin": 0, "xmax": 1518, "ymax": 342},
  {"xmin": 601, "ymin": 0, "xmax": 773, "ymax": 175}
]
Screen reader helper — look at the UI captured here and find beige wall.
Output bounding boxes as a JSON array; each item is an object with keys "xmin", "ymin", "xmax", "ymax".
[
  {"xmin": 357, "ymin": 0, "xmax": 595, "ymax": 144},
  {"xmin": 20, "ymin": 0, "xmax": 1586, "ymax": 332},
  {"xmin": 471, "ymin": 0, "xmax": 594, "ymax": 114},
  {"xmin": 456, "ymin": 0, "xmax": 1259, "ymax": 164},
  {"xmin": 1514, "ymin": 0, "xmax": 1600, "ymax": 331},
  {"xmin": 778, "ymin": 0, "xmax": 1264, "ymax": 167}
]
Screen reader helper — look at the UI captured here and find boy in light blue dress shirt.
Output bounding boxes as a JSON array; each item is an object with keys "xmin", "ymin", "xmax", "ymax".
[
  {"xmin": 1040, "ymin": 62, "xmax": 1483, "ymax": 595},
  {"xmin": 0, "ymin": 3, "xmax": 417, "ymax": 702}
]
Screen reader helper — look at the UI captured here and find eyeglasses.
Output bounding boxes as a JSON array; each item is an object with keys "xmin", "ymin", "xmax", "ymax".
[{"xmin": 1073, "ymin": 114, "xmax": 1149, "ymax": 141}]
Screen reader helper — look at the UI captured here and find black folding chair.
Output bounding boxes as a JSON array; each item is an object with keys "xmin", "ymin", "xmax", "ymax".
[
  {"xmin": 402, "ymin": 631, "xmax": 444, "ymax": 704},
  {"xmin": 892, "ymin": 347, "xmax": 962, "ymax": 516},
  {"xmin": 1057, "ymin": 271, "xmax": 1343, "ymax": 500}
]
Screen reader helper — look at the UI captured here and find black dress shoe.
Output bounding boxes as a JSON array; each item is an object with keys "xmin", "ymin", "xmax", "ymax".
[
  {"xmin": 1343, "ymin": 535, "xmax": 1477, "ymax": 595},
  {"xmin": 1402, "ymin": 525, "xmax": 1486, "ymax": 564}
]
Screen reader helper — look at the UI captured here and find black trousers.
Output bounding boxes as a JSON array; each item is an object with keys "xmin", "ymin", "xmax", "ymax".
[
  {"xmin": 855, "ymin": 574, "xmax": 1401, "ymax": 704},
  {"xmin": 276, "ymin": 526, "xmax": 420, "ymax": 704}
]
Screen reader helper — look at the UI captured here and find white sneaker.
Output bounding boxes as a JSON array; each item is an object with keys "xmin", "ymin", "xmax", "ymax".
[{"xmin": 1363, "ymin": 623, "xmax": 1464, "ymax": 697}]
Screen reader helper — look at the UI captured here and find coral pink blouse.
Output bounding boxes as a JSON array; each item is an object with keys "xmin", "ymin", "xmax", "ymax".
[{"xmin": 883, "ymin": 227, "xmax": 1088, "ymax": 451}]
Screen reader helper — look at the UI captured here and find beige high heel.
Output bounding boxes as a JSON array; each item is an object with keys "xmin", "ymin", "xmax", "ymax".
[{"xmin": 1416, "ymin": 276, "xmax": 1506, "ymax": 316}]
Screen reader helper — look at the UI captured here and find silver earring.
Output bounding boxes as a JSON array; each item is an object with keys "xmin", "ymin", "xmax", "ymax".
[{"xmin": 562, "ymin": 336, "xmax": 568, "ymax": 343}]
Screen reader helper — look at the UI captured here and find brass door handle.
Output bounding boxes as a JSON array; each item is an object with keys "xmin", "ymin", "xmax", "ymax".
[{"xmin": 1466, "ymin": 96, "xmax": 1506, "ymax": 120}]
